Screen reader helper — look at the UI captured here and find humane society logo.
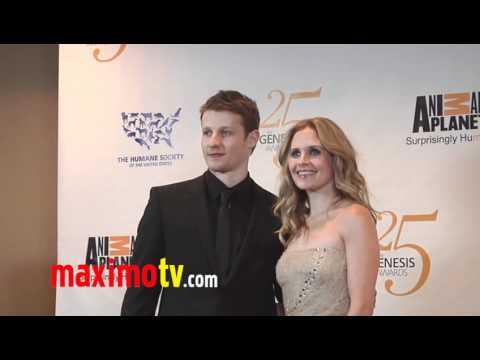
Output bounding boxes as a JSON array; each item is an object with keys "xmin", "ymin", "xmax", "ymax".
[{"xmin": 117, "ymin": 108, "xmax": 184, "ymax": 168}]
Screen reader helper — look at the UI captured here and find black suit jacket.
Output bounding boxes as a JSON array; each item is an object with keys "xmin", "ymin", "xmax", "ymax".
[{"xmin": 121, "ymin": 172, "xmax": 284, "ymax": 316}]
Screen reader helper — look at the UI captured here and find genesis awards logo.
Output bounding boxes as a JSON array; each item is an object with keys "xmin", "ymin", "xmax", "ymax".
[
  {"xmin": 259, "ymin": 88, "xmax": 322, "ymax": 154},
  {"xmin": 377, "ymin": 209, "xmax": 438, "ymax": 296},
  {"xmin": 86, "ymin": 44, "xmax": 127, "ymax": 63},
  {"xmin": 118, "ymin": 108, "xmax": 184, "ymax": 168}
]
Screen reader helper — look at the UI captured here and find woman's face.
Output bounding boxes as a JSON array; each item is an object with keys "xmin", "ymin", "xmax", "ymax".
[{"xmin": 287, "ymin": 127, "xmax": 335, "ymax": 192}]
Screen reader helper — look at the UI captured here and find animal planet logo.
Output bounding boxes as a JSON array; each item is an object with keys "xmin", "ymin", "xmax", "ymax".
[
  {"xmin": 122, "ymin": 108, "xmax": 181, "ymax": 151},
  {"xmin": 376, "ymin": 209, "xmax": 438, "ymax": 296},
  {"xmin": 406, "ymin": 91, "xmax": 480, "ymax": 146},
  {"xmin": 85, "ymin": 235, "xmax": 135, "ymax": 268}
]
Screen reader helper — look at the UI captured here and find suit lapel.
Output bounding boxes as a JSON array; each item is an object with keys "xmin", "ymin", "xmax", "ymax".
[
  {"xmin": 222, "ymin": 183, "xmax": 263, "ymax": 286},
  {"xmin": 186, "ymin": 176, "xmax": 270, "ymax": 287}
]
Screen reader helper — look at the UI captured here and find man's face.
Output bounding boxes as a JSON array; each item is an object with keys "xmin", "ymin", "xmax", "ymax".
[{"xmin": 201, "ymin": 110, "xmax": 258, "ymax": 174}]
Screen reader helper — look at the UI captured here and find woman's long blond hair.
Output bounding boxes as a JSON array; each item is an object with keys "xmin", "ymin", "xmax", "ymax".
[{"xmin": 273, "ymin": 117, "xmax": 377, "ymax": 246}]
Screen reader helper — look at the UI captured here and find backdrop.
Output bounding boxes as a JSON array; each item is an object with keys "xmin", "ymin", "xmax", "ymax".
[{"xmin": 56, "ymin": 44, "xmax": 480, "ymax": 315}]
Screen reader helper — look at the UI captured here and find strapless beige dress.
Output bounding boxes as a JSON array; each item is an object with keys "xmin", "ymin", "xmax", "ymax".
[{"xmin": 276, "ymin": 246, "xmax": 350, "ymax": 315}]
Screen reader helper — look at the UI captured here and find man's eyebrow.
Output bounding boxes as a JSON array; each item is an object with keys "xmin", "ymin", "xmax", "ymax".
[{"xmin": 202, "ymin": 126, "xmax": 233, "ymax": 130}]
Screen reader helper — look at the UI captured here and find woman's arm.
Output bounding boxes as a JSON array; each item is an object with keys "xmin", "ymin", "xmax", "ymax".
[{"xmin": 340, "ymin": 204, "xmax": 380, "ymax": 316}]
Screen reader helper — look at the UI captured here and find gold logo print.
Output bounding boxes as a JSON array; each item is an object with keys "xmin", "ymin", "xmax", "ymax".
[
  {"xmin": 261, "ymin": 88, "xmax": 322, "ymax": 128},
  {"xmin": 263, "ymin": 88, "xmax": 322, "ymax": 167},
  {"xmin": 377, "ymin": 210, "xmax": 438, "ymax": 296},
  {"xmin": 444, "ymin": 92, "xmax": 470, "ymax": 116},
  {"xmin": 93, "ymin": 44, "xmax": 127, "ymax": 62}
]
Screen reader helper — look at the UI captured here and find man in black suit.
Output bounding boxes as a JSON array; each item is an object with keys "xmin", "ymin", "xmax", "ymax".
[{"xmin": 121, "ymin": 90, "xmax": 284, "ymax": 315}]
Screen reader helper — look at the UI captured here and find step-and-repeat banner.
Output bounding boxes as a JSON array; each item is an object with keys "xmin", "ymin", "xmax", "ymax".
[{"xmin": 57, "ymin": 44, "xmax": 480, "ymax": 315}]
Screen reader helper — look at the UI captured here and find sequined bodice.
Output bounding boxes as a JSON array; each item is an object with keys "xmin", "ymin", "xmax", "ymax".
[{"xmin": 276, "ymin": 247, "xmax": 350, "ymax": 316}]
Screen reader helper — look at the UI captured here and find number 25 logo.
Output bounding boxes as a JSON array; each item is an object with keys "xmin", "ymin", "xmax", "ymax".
[
  {"xmin": 261, "ymin": 88, "xmax": 322, "ymax": 128},
  {"xmin": 93, "ymin": 44, "xmax": 127, "ymax": 62},
  {"xmin": 378, "ymin": 210, "xmax": 438, "ymax": 296}
]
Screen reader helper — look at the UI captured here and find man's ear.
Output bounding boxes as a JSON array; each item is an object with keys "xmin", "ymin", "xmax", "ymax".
[{"xmin": 247, "ymin": 129, "xmax": 260, "ymax": 150}]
